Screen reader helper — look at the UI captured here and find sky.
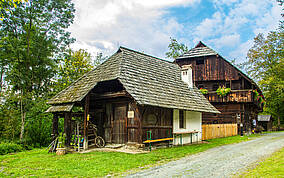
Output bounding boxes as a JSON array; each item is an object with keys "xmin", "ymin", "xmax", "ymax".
[{"xmin": 68, "ymin": 0, "xmax": 282, "ymax": 63}]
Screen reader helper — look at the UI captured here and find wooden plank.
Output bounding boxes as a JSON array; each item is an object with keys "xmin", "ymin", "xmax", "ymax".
[
  {"xmin": 83, "ymin": 94, "xmax": 90, "ymax": 150},
  {"xmin": 64, "ymin": 112, "xmax": 72, "ymax": 146},
  {"xmin": 173, "ymin": 131, "xmax": 199, "ymax": 134},
  {"xmin": 143, "ymin": 137, "xmax": 173, "ymax": 143},
  {"xmin": 91, "ymin": 90, "xmax": 128, "ymax": 99},
  {"xmin": 52, "ymin": 114, "xmax": 59, "ymax": 137}
]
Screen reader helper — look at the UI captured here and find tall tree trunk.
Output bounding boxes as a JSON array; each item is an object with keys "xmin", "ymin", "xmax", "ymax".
[
  {"xmin": 0, "ymin": 66, "xmax": 4, "ymax": 94},
  {"xmin": 20, "ymin": 92, "xmax": 26, "ymax": 141},
  {"xmin": 278, "ymin": 116, "xmax": 281, "ymax": 131}
]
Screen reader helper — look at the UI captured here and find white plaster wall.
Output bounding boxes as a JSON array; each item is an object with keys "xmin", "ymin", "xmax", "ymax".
[{"xmin": 173, "ymin": 109, "xmax": 202, "ymax": 145}]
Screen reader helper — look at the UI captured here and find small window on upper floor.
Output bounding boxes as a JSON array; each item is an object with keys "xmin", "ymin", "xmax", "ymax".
[{"xmin": 196, "ymin": 59, "xmax": 204, "ymax": 65}]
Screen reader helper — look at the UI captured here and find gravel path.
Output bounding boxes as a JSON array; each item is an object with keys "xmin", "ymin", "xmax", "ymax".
[{"xmin": 126, "ymin": 132, "xmax": 284, "ymax": 178}]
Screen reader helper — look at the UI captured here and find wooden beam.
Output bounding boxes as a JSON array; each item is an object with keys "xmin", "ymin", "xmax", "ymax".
[
  {"xmin": 129, "ymin": 101, "xmax": 143, "ymax": 144},
  {"xmin": 83, "ymin": 94, "xmax": 90, "ymax": 150},
  {"xmin": 90, "ymin": 90, "xmax": 128, "ymax": 99},
  {"xmin": 52, "ymin": 114, "xmax": 59, "ymax": 139},
  {"xmin": 64, "ymin": 112, "xmax": 72, "ymax": 147}
]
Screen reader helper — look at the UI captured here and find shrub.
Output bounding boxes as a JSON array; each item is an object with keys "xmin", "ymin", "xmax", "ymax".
[
  {"xmin": 216, "ymin": 86, "xmax": 231, "ymax": 97},
  {"xmin": 0, "ymin": 142, "xmax": 24, "ymax": 155},
  {"xmin": 200, "ymin": 88, "xmax": 208, "ymax": 94}
]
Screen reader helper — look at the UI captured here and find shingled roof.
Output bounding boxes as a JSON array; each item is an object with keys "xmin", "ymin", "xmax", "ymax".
[
  {"xmin": 178, "ymin": 41, "xmax": 217, "ymax": 59},
  {"xmin": 47, "ymin": 47, "xmax": 219, "ymax": 113},
  {"xmin": 176, "ymin": 41, "xmax": 261, "ymax": 93}
]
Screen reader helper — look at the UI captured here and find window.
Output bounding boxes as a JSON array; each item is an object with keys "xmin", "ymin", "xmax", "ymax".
[
  {"xmin": 179, "ymin": 110, "xmax": 186, "ymax": 129},
  {"xmin": 196, "ymin": 59, "xmax": 204, "ymax": 65}
]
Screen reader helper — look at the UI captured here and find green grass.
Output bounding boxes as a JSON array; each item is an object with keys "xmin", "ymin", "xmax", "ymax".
[
  {"xmin": 239, "ymin": 147, "xmax": 284, "ymax": 178},
  {"xmin": 0, "ymin": 135, "xmax": 259, "ymax": 177}
]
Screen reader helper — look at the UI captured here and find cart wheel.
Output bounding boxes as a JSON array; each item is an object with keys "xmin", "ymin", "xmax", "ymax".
[{"xmin": 95, "ymin": 136, "xmax": 105, "ymax": 148}]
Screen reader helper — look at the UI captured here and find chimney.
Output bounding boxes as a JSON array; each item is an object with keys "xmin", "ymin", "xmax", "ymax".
[{"xmin": 181, "ymin": 65, "xmax": 193, "ymax": 88}]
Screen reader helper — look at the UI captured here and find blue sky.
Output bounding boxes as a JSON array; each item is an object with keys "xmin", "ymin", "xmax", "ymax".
[{"xmin": 69, "ymin": 0, "xmax": 282, "ymax": 63}]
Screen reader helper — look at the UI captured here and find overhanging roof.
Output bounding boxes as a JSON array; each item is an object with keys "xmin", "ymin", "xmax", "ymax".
[
  {"xmin": 47, "ymin": 47, "xmax": 220, "ymax": 114},
  {"xmin": 46, "ymin": 103, "xmax": 74, "ymax": 113}
]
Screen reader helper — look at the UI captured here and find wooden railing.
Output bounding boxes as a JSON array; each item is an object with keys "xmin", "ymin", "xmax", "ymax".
[
  {"xmin": 205, "ymin": 89, "xmax": 253, "ymax": 103},
  {"xmin": 202, "ymin": 124, "xmax": 238, "ymax": 140}
]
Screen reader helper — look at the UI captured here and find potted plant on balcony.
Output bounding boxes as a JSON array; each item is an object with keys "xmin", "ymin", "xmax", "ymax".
[
  {"xmin": 200, "ymin": 88, "xmax": 208, "ymax": 95},
  {"xmin": 216, "ymin": 86, "xmax": 231, "ymax": 97},
  {"xmin": 56, "ymin": 133, "xmax": 66, "ymax": 155}
]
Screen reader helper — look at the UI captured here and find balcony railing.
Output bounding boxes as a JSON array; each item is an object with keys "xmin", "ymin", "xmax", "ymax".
[{"xmin": 205, "ymin": 89, "xmax": 253, "ymax": 103}]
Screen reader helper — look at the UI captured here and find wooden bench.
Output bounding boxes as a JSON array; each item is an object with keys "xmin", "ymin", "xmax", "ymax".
[
  {"xmin": 143, "ymin": 137, "xmax": 173, "ymax": 151},
  {"xmin": 173, "ymin": 131, "xmax": 200, "ymax": 145},
  {"xmin": 143, "ymin": 131, "xmax": 173, "ymax": 151},
  {"xmin": 143, "ymin": 137, "xmax": 173, "ymax": 143}
]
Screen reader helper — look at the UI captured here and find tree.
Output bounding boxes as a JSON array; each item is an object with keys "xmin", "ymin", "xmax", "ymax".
[
  {"xmin": 56, "ymin": 49, "xmax": 94, "ymax": 92},
  {"xmin": 0, "ymin": 0, "xmax": 75, "ymax": 141},
  {"xmin": 165, "ymin": 38, "xmax": 189, "ymax": 59},
  {"xmin": 56, "ymin": 49, "xmax": 107, "ymax": 92},
  {"xmin": 0, "ymin": 0, "xmax": 28, "ymax": 20},
  {"xmin": 246, "ymin": 26, "xmax": 284, "ymax": 126}
]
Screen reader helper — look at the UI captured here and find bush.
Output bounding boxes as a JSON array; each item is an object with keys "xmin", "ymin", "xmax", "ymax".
[{"xmin": 0, "ymin": 142, "xmax": 24, "ymax": 155}]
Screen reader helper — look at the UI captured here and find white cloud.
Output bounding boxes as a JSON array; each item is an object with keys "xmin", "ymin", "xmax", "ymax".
[
  {"xmin": 192, "ymin": 0, "xmax": 282, "ymax": 61},
  {"xmin": 69, "ymin": 0, "xmax": 199, "ymax": 58},
  {"xmin": 212, "ymin": 34, "xmax": 240, "ymax": 48},
  {"xmin": 194, "ymin": 12, "xmax": 223, "ymax": 39},
  {"xmin": 229, "ymin": 39, "xmax": 254, "ymax": 62}
]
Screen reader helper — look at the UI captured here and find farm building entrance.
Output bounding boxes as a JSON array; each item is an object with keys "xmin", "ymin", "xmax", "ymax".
[{"xmin": 113, "ymin": 104, "xmax": 127, "ymax": 144}]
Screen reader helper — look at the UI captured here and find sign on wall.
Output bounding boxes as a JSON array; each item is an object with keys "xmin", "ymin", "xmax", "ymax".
[{"xmin": 127, "ymin": 111, "xmax": 134, "ymax": 119}]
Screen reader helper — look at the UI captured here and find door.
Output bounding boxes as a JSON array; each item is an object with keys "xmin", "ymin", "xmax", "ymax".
[{"xmin": 112, "ymin": 104, "xmax": 127, "ymax": 144}]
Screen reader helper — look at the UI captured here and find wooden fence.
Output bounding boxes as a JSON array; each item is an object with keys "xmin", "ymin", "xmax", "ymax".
[{"xmin": 202, "ymin": 124, "xmax": 238, "ymax": 140}]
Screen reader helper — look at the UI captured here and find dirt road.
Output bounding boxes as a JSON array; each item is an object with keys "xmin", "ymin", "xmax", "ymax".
[{"xmin": 127, "ymin": 132, "xmax": 284, "ymax": 178}]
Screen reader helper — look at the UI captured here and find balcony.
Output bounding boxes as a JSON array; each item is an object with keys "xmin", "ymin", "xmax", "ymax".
[{"xmin": 204, "ymin": 89, "xmax": 254, "ymax": 103}]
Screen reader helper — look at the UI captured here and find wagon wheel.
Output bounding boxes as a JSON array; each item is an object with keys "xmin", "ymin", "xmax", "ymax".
[{"xmin": 95, "ymin": 136, "xmax": 105, "ymax": 148}]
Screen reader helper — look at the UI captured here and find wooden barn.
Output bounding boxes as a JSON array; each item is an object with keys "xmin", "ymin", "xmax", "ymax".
[
  {"xmin": 47, "ymin": 47, "xmax": 219, "ymax": 149},
  {"xmin": 175, "ymin": 42, "xmax": 264, "ymax": 134}
]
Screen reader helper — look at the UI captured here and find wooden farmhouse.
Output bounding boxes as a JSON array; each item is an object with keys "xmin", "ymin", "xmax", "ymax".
[
  {"xmin": 47, "ymin": 47, "xmax": 219, "ymax": 149},
  {"xmin": 175, "ymin": 42, "xmax": 264, "ymax": 134}
]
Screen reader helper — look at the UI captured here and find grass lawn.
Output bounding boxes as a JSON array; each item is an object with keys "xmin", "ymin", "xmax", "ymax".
[
  {"xmin": 0, "ymin": 135, "xmax": 259, "ymax": 177},
  {"xmin": 239, "ymin": 147, "xmax": 284, "ymax": 178}
]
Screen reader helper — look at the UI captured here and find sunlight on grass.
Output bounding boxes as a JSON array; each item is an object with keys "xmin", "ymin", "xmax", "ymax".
[
  {"xmin": 239, "ymin": 147, "xmax": 284, "ymax": 178},
  {"xmin": 0, "ymin": 135, "xmax": 259, "ymax": 177}
]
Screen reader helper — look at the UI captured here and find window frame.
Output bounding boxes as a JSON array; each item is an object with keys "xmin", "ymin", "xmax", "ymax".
[{"xmin": 179, "ymin": 110, "xmax": 186, "ymax": 129}]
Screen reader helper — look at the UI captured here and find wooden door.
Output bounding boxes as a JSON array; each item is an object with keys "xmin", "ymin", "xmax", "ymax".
[{"xmin": 112, "ymin": 104, "xmax": 127, "ymax": 144}]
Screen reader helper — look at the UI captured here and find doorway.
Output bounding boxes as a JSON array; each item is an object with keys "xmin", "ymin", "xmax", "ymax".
[{"xmin": 112, "ymin": 104, "xmax": 127, "ymax": 144}]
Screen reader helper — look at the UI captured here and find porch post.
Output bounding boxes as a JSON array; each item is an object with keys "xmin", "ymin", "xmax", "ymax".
[
  {"xmin": 64, "ymin": 112, "xmax": 72, "ymax": 147},
  {"xmin": 131, "ymin": 101, "xmax": 143, "ymax": 143},
  {"xmin": 83, "ymin": 94, "xmax": 90, "ymax": 150},
  {"xmin": 52, "ymin": 114, "xmax": 59, "ymax": 138}
]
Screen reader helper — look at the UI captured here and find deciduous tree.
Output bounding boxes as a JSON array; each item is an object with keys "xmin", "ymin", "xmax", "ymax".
[
  {"xmin": 0, "ymin": 0, "xmax": 75, "ymax": 141},
  {"xmin": 246, "ymin": 26, "xmax": 284, "ymax": 125},
  {"xmin": 165, "ymin": 38, "xmax": 188, "ymax": 59}
]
